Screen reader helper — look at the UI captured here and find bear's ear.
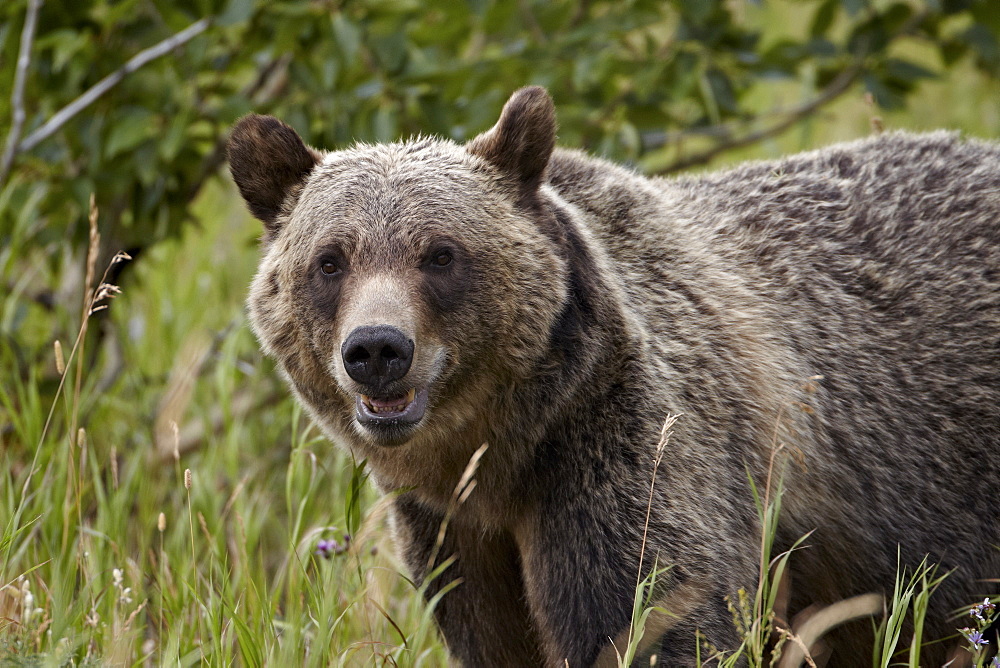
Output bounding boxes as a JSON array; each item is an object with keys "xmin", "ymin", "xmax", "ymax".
[
  {"xmin": 467, "ymin": 86, "xmax": 556, "ymax": 194},
  {"xmin": 227, "ymin": 114, "xmax": 322, "ymax": 232}
]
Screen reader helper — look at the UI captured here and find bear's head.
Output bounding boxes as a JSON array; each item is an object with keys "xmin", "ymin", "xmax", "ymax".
[{"xmin": 228, "ymin": 88, "xmax": 571, "ymax": 472}]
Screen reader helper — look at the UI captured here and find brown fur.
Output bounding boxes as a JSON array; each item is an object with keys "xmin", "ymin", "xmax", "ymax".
[{"xmin": 228, "ymin": 88, "xmax": 1000, "ymax": 666}]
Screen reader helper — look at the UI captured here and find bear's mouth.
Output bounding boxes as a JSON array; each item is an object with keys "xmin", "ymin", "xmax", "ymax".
[{"xmin": 355, "ymin": 387, "xmax": 428, "ymax": 428}]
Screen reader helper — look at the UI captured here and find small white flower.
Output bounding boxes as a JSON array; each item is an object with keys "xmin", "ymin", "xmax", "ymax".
[{"xmin": 22, "ymin": 593, "xmax": 42, "ymax": 625}]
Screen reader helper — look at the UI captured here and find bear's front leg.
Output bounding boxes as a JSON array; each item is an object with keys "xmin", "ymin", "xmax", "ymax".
[
  {"xmin": 391, "ymin": 494, "xmax": 545, "ymax": 666},
  {"xmin": 517, "ymin": 486, "xmax": 748, "ymax": 667}
]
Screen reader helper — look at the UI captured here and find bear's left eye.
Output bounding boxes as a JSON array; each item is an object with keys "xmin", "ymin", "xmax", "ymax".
[
  {"xmin": 320, "ymin": 261, "xmax": 340, "ymax": 276},
  {"xmin": 431, "ymin": 250, "xmax": 453, "ymax": 267}
]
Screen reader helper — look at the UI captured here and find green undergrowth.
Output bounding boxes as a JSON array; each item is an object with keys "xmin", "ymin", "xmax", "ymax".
[{"xmin": 0, "ymin": 184, "xmax": 448, "ymax": 666}]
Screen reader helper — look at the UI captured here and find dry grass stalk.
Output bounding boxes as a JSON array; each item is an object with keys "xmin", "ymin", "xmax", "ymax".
[
  {"xmin": 183, "ymin": 465, "xmax": 200, "ymax": 650},
  {"xmin": 780, "ymin": 631, "xmax": 819, "ymax": 668},
  {"xmin": 171, "ymin": 420, "xmax": 180, "ymax": 464},
  {"xmin": 776, "ymin": 593, "xmax": 884, "ymax": 668},
  {"xmin": 637, "ymin": 414, "xmax": 680, "ymax": 590},
  {"xmin": 425, "ymin": 443, "xmax": 489, "ymax": 576},
  {"xmin": 197, "ymin": 512, "xmax": 212, "ymax": 545},
  {"xmin": 615, "ymin": 414, "xmax": 680, "ymax": 662},
  {"xmin": 22, "ymin": 196, "xmax": 130, "ymax": 518},
  {"xmin": 109, "ymin": 444, "xmax": 118, "ymax": 490},
  {"xmin": 154, "ymin": 334, "xmax": 211, "ymax": 460}
]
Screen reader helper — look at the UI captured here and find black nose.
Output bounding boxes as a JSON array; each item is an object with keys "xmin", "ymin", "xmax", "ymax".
[{"xmin": 341, "ymin": 325, "xmax": 414, "ymax": 387}]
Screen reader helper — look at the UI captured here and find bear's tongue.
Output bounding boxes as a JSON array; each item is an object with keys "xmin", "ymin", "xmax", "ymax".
[{"xmin": 363, "ymin": 388, "xmax": 416, "ymax": 414}]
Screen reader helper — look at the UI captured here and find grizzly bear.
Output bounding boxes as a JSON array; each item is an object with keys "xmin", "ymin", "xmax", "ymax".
[{"xmin": 227, "ymin": 87, "xmax": 1000, "ymax": 666}]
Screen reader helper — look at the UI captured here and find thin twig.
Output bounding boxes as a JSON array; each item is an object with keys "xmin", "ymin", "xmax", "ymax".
[
  {"xmin": 16, "ymin": 17, "xmax": 211, "ymax": 155},
  {"xmin": 0, "ymin": 0, "xmax": 43, "ymax": 185}
]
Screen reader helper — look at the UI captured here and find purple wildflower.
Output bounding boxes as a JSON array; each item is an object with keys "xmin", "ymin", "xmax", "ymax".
[
  {"xmin": 992, "ymin": 656, "xmax": 1000, "ymax": 668},
  {"xmin": 315, "ymin": 538, "xmax": 338, "ymax": 559},
  {"xmin": 962, "ymin": 627, "xmax": 988, "ymax": 651},
  {"xmin": 315, "ymin": 533, "xmax": 352, "ymax": 559},
  {"xmin": 972, "ymin": 597, "xmax": 996, "ymax": 621}
]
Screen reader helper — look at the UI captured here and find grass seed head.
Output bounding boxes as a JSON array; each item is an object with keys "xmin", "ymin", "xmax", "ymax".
[
  {"xmin": 171, "ymin": 421, "xmax": 180, "ymax": 463},
  {"xmin": 53, "ymin": 340, "xmax": 64, "ymax": 375}
]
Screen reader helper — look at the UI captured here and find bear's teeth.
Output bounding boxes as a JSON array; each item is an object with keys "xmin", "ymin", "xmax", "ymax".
[{"xmin": 361, "ymin": 389, "xmax": 415, "ymax": 414}]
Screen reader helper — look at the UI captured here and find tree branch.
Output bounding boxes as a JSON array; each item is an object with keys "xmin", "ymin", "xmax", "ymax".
[
  {"xmin": 652, "ymin": 64, "xmax": 862, "ymax": 175},
  {"xmin": 16, "ymin": 17, "xmax": 211, "ymax": 156},
  {"xmin": 0, "ymin": 0, "xmax": 43, "ymax": 185}
]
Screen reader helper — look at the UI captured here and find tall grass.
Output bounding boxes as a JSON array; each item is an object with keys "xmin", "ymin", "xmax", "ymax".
[
  {"xmin": 616, "ymin": 406, "xmax": 965, "ymax": 668},
  {"xmin": 0, "ymin": 190, "xmax": 449, "ymax": 665}
]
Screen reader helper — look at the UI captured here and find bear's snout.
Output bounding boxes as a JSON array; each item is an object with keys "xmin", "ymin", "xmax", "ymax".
[{"xmin": 341, "ymin": 325, "xmax": 414, "ymax": 389}]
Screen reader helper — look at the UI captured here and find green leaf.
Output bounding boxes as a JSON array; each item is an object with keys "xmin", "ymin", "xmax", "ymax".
[
  {"xmin": 939, "ymin": 38, "xmax": 968, "ymax": 66},
  {"xmin": 373, "ymin": 104, "xmax": 399, "ymax": 141},
  {"xmin": 677, "ymin": 0, "xmax": 719, "ymax": 25},
  {"xmin": 345, "ymin": 460, "xmax": 369, "ymax": 538},
  {"xmin": 332, "ymin": 13, "xmax": 362, "ymax": 63},
  {"xmin": 104, "ymin": 107, "xmax": 155, "ymax": 159},
  {"xmin": 840, "ymin": 0, "xmax": 867, "ymax": 16},
  {"xmin": 217, "ymin": 0, "xmax": 256, "ymax": 27},
  {"xmin": 881, "ymin": 2, "xmax": 915, "ymax": 34},
  {"xmin": 964, "ymin": 23, "xmax": 1000, "ymax": 67},
  {"xmin": 371, "ymin": 30, "xmax": 408, "ymax": 73},
  {"xmin": 863, "ymin": 71, "xmax": 904, "ymax": 109},
  {"xmin": 705, "ymin": 67, "xmax": 737, "ymax": 114},
  {"xmin": 810, "ymin": 0, "xmax": 838, "ymax": 38},
  {"xmin": 37, "ymin": 29, "xmax": 91, "ymax": 73},
  {"xmin": 159, "ymin": 111, "xmax": 191, "ymax": 161},
  {"xmin": 885, "ymin": 58, "xmax": 938, "ymax": 83}
]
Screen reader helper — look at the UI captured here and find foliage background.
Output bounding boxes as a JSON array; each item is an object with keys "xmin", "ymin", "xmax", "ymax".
[{"xmin": 1, "ymin": 0, "xmax": 998, "ymax": 664}]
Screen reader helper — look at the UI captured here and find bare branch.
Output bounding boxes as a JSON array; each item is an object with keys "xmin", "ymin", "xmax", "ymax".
[
  {"xmin": 0, "ymin": 0, "xmax": 43, "ymax": 185},
  {"xmin": 652, "ymin": 65, "xmax": 862, "ymax": 175},
  {"xmin": 16, "ymin": 17, "xmax": 211, "ymax": 155}
]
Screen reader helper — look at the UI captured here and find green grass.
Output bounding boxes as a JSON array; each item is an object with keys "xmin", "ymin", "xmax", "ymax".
[{"xmin": 0, "ymin": 186, "xmax": 448, "ymax": 666}]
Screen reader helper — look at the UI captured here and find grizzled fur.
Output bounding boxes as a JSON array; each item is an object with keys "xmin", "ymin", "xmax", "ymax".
[{"xmin": 228, "ymin": 87, "xmax": 1000, "ymax": 666}]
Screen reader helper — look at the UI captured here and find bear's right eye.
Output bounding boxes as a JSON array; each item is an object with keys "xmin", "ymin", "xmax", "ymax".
[
  {"xmin": 431, "ymin": 250, "xmax": 453, "ymax": 267},
  {"xmin": 320, "ymin": 261, "xmax": 340, "ymax": 276}
]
